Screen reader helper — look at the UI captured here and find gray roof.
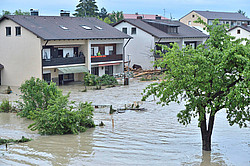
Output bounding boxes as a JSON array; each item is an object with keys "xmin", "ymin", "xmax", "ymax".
[
  {"xmin": 194, "ymin": 10, "xmax": 250, "ymax": 21},
  {"xmin": 0, "ymin": 15, "xmax": 131, "ymax": 40},
  {"xmin": 228, "ymin": 25, "xmax": 250, "ymax": 33},
  {"xmin": 0, "ymin": 64, "xmax": 4, "ymax": 70},
  {"xmin": 114, "ymin": 19, "xmax": 208, "ymax": 39}
]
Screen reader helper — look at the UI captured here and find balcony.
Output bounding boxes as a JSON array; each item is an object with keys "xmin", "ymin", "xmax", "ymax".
[
  {"xmin": 43, "ymin": 56, "xmax": 85, "ymax": 67},
  {"xmin": 91, "ymin": 54, "xmax": 123, "ymax": 63}
]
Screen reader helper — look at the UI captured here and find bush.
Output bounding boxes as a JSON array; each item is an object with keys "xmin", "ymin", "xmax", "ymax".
[
  {"xmin": 0, "ymin": 99, "xmax": 12, "ymax": 112},
  {"xmin": 18, "ymin": 77, "xmax": 95, "ymax": 135},
  {"xmin": 28, "ymin": 95, "xmax": 95, "ymax": 135},
  {"xmin": 17, "ymin": 77, "xmax": 63, "ymax": 119},
  {"xmin": 83, "ymin": 73, "xmax": 118, "ymax": 86}
]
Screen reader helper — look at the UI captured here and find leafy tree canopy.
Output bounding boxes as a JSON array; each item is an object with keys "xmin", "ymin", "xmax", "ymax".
[
  {"xmin": 99, "ymin": 7, "xmax": 108, "ymax": 20},
  {"xmin": 237, "ymin": 9, "xmax": 246, "ymax": 16},
  {"xmin": 1, "ymin": 9, "xmax": 30, "ymax": 17},
  {"xmin": 109, "ymin": 11, "xmax": 124, "ymax": 23},
  {"xmin": 74, "ymin": 0, "xmax": 99, "ymax": 17},
  {"xmin": 142, "ymin": 18, "xmax": 250, "ymax": 151}
]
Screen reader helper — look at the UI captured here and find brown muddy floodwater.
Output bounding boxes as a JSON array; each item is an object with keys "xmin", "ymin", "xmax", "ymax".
[{"xmin": 0, "ymin": 79, "xmax": 249, "ymax": 166}]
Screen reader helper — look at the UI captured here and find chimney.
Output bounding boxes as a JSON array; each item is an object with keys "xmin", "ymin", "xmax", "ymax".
[
  {"xmin": 155, "ymin": 15, "xmax": 161, "ymax": 20},
  {"xmin": 137, "ymin": 16, "xmax": 143, "ymax": 19},
  {"xmin": 30, "ymin": 9, "xmax": 39, "ymax": 16},
  {"xmin": 60, "ymin": 10, "xmax": 70, "ymax": 17}
]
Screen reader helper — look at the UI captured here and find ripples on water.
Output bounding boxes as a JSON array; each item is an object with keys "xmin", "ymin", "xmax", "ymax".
[{"xmin": 0, "ymin": 80, "xmax": 249, "ymax": 165}]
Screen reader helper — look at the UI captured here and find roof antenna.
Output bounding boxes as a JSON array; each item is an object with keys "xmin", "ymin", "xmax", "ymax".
[{"xmin": 170, "ymin": 13, "xmax": 172, "ymax": 21}]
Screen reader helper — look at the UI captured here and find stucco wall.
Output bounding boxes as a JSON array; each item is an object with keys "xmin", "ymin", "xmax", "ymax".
[
  {"xmin": 114, "ymin": 22, "xmax": 155, "ymax": 69},
  {"xmin": 0, "ymin": 19, "xmax": 42, "ymax": 86},
  {"xmin": 228, "ymin": 27, "xmax": 250, "ymax": 45},
  {"xmin": 180, "ymin": 11, "xmax": 208, "ymax": 29}
]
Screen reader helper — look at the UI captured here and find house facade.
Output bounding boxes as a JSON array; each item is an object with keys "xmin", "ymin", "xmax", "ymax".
[
  {"xmin": 0, "ymin": 15, "xmax": 131, "ymax": 86},
  {"xmin": 113, "ymin": 19, "xmax": 208, "ymax": 69},
  {"xmin": 228, "ymin": 25, "xmax": 250, "ymax": 45},
  {"xmin": 180, "ymin": 10, "xmax": 250, "ymax": 32}
]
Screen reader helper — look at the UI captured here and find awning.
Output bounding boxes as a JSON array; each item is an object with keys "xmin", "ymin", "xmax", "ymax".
[
  {"xmin": 0, "ymin": 64, "xmax": 4, "ymax": 70},
  {"xmin": 58, "ymin": 66, "xmax": 88, "ymax": 74},
  {"xmin": 98, "ymin": 62, "xmax": 121, "ymax": 67}
]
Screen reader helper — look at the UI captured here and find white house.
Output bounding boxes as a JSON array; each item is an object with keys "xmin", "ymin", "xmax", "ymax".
[
  {"xmin": 113, "ymin": 19, "xmax": 208, "ymax": 69},
  {"xmin": 228, "ymin": 25, "xmax": 250, "ymax": 45},
  {"xmin": 0, "ymin": 13, "xmax": 131, "ymax": 86}
]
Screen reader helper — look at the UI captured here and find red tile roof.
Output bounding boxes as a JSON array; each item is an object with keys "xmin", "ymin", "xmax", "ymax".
[{"xmin": 123, "ymin": 14, "xmax": 168, "ymax": 20}]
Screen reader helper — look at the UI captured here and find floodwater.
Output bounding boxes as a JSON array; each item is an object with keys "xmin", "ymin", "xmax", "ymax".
[{"xmin": 0, "ymin": 80, "xmax": 249, "ymax": 166}]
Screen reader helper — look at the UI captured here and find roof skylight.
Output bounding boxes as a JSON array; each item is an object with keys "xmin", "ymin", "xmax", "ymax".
[
  {"xmin": 81, "ymin": 25, "xmax": 92, "ymax": 30},
  {"xmin": 59, "ymin": 25, "xmax": 69, "ymax": 30},
  {"xmin": 95, "ymin": 26, "xmax": 103, "ymax": 30}
]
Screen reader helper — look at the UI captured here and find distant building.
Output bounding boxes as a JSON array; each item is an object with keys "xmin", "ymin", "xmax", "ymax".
[
  {"xmin": 123, "ymin": 13, "xmax": 168, "ymax": 20},
  {"xmin": 228, "ymin": 25, "xmax": 250, "ymax": 45},
  {"xmin": 180, "ymin": 10, "xmax": 250, "ymax": 33},
  {"xmin": 113, "ymin": 18, "xmax": 208, "ymax": 69},
  {"xmin": 0, "ymin": 12, "xmax": 131, "ymax": 86}
]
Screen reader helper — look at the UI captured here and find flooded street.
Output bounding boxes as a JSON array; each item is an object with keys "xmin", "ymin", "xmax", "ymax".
[{"xmin": 0, "ymin": 79, "xmax": 249, "ymax": 166}]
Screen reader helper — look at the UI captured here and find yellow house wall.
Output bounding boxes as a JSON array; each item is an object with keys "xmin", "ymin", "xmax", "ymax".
[
  {"xmin": 0, "ymin": 19, "xmax": 42, "ymax": 86},
  {"xmin": 180, "ymin": 11, "xmax": 208, "ymax": 29}
]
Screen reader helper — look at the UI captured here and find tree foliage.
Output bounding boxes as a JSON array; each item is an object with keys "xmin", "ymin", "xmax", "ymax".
[
  {"xmin": 74, "ymin": 0, "xmax": 99, "ymax": 17},
  {"xmin": 99, "ymin": 7, "xmax": 108, "ymax": 20},
  {"xmin": 1, "ymin": 9, "xmax": 30, "ymax": 17},
  {"xmin": 237, "ymin": 9, "xmax": 246, "ymax": 16},
  {"xmin": 109, "ymin": 11, "xmax": 124, "ymax": 23},
  {"xmin": 142, "ymin": 18, "xmax": 250, "ymax": 151}
]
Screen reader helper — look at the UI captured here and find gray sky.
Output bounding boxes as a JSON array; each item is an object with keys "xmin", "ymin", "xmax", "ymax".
[{"xmin": 1, "ymin": 0, "xmax": 249, "ymax": 19}]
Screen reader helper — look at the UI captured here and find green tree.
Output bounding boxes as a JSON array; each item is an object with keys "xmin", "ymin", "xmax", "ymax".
[
  {"xmin": 109, "ymin": 11, "xmax": 124, "ymax": 23},
  {"xmin": 237, "ymin": 9, "xmax": 246, "ymax": 16},
  {"xmin": 1, "ymin": 10, "xmax": 11, "ymax": 16},
  {"xmin": 142, "ymin": 18, "xmax": 250, "ymax": 151},
  {"xmin": 74, "ymin": 0, "xmax": 99, "ymax": 17},
  {"xmin": 99, "ymin": 7, "xmax": 108, "ymax": 20},
  {"xmin": 13, "ymin": 9, "xmax": 30, "ymax": 15}
]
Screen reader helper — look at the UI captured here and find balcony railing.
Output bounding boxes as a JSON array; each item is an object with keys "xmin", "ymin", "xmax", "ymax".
[
  {"xmin": 43, "ymin": 57, "xmax": 85, "ymax": 67},
  {"xmin": 91, "ymin": 54, "xmax": 123, "ymax": 63}
]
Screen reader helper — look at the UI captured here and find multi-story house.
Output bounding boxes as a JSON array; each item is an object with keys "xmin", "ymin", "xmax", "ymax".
[
  {"xmin": 228, "ymin": 25, "xmax": 250, "ymax": 45},
  {"xmin": 113, "ymin": 18, "xmax": 208, "ymax": 69},
  {"xmin": 180, "ymin": 10, "xmax": 250, "ymax": 32},
  {"xmin": 0, "ymin": 13, "xmax": 131, "ymax": 86}
]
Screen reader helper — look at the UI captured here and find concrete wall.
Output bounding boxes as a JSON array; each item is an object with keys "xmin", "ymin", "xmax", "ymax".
[
  {"xmin": 0, "ymin": 19, "xmax": 42, "ymax": 86},
  {"xmin": 114, "ymin": 22, "xmax": 155, "ymax": 69},
  {"xmin": 228, "ymin": 27, "xmax": 250, "ymax": 45},
  {"xmin": 180, "ymin": 11, "xmax": 208, "ymax": 29}
]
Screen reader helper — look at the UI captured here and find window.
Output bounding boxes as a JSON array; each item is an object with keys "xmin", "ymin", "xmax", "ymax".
[
  {"xmin": 122, "ymin": 27, "xmax": 127, "ymax": 34},
  {"xmin": 6, "ymin": 27, "xmax": 11, "ymax": 36},
  {"xmin": 15, "ymin": 27, "xmax": 21, "ymax": 36},
  {"xmin": 91, "ymin": 67, "xmax": 99, "ymax": 76},
  {"xmin": 81, "ymin": 25, "xmax": 92, "ymax": 30},
  {"xmin": 43, "ymin": 73, "xmax": 51, "ymax": 83},
  {"xmin": 105, "ymin": 66, "xmax": 113, "ymax": 75},
  {"xmin": 131, "ymin": 27, "xmax": 136, "ymax": 35},
  {"xmin": 59, "ymin": 25, "xmax": 69, "ymax": 30},
  {"xmin": 237, "ymin": 29, "xmax": 241, "ymax": 34},
  {"xmin": 43, "ymin": 49, "xmax": 51, "ymax": 60},
  {"xmin": 192, "ymin": 15, "xmax": 195, "ymax": 18},
  {"xmin": 91, "ymin": 47, "xmax": 99, "ymax": 56},
  {"xmin": 188, "ymin": 21, "xmax": 191, "ymax": 25},
  {"xmin": 95, "ymin": 26, "xmax": 103, "ymax": 30},
  {"xmin": 105, "ymin": 46, "xmax": 114, "ymax": 55}
]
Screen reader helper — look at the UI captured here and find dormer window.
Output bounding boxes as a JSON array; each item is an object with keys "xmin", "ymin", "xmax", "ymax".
[
  {"xmin": 81, "ymin": 25, "xmax": 92, "ymax": 30},
  {"xmin": 95, "ymin": 26, "xmax": 103, "ymax": 30},
  {"xmin": 59, "ymin": 25, "xmax": 69, "ymax": 30}
]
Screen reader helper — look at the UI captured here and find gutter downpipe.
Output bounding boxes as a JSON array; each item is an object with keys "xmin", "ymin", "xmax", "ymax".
[
  {"xmin": 154, "ymin": 38, "xmax": 162, "ymax": 69},
  {"xmin": 41, "ymin": 40, "xmax": 49, "ymax": 80},
  {"xmin": 122, "ymin": 38, "xmax": 131, "ymax": 85}
]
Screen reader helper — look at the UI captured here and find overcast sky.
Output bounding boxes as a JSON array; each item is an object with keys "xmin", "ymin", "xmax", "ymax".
[{"xmin": 1, "ymin": 0, "xmax": 249, "ymax": 19}]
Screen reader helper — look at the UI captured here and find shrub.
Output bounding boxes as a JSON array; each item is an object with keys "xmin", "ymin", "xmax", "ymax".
[
  {"xmin": 83, "ymin": 73, "xmax": 118, "ymax": 86},
  {"xmin": 18, "ymin": 77, "xmax": 95, "ymax": 135},
  {"xmin": 0, "ymin": 99, "xmax": 12, "ymax": 112},
  {"xmin": 28, "ymin": 96, "xmax": 95, "ymax": 135},
  {"xmin": 17, "ymin": 77, "xmax": 63, "ymax": 119}
]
